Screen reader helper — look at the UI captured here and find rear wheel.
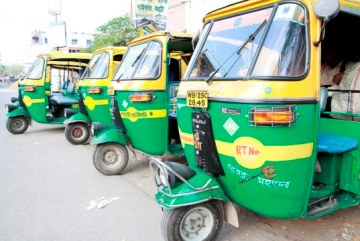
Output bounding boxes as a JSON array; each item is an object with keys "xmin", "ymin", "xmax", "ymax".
[
  {"xmin": 161, "ymin": 201, "xmax": 224, "ymax": 241},
  {"xmin": 93, "ymin": 143, "xmax": 129, "ymax": 175},
  {"xmin": 6, "ymin": 116, "xmax": 29, "ymax": 134},
  {"xmin": 65, "ymin": 123, "xmax": 90, "ymax": 145}
]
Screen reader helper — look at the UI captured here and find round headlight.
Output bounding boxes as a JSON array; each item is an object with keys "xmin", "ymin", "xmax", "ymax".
[{"xmin": 5, "ymin": 104, "xmax": 9, "ymax": 112}]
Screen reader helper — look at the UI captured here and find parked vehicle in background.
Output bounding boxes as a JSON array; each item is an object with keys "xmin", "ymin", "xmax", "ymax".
[
  {"xmin": 5, "ymin": 51, "xmax": 92, "ymax": 134},
  {"xmin": 63, "ymin": 46, "xmax": 126, "ymax": 145},
  {"xmin": 91, "ymin": 31, "xmax": 193, "ymax": 175}
]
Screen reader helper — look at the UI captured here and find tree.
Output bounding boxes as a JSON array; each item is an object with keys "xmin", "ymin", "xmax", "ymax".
[
  {"xmin": 3, "ymin": 64, "xmax": 24, "ymax": 76},
  {"xmin": 86, "ymin": 15, "xmax": 139, "ymax": 52},
  {"xmin": 0, "ymin": 64, "xmax": 5, "ymax": 75}
]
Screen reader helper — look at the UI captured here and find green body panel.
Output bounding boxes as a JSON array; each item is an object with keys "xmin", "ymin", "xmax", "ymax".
[
  {"xmin": 90, "ymin": 128, "xmax": 127, "ymax": 145},
  {"xmin": 116, "ymin": 90, "xmax": 168, "ymax": 155},
  {"xmin": 177, "ymin": 98, "xmax": 319, "ymax": 219},
  {"xmin": 79, "ymin": 86, "xmax": 113, "ymax": 126},
  {"xmin": 7, "ymin": 106, "xmax": 29, "ymax": 118},
  {"xmin": 19, "ymin": 85, "xmax": 79, "ymax": 124},
  {"xmin": 64, "ymin": 111, "xmax": 90, "ymax": 124},
  {"xmin": 155, "ymin": 170, "xmax": 228, "ymax": 210},
  {"xmin": 20, "ymin": 85, "xmax": 48, "ymax": 123}
]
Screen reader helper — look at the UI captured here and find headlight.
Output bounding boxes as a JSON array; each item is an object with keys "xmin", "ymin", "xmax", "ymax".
[
  {"xmin": 11, "ymin": 97, "xmax": 18, "ymax": 103},
  {"xmin": 64, "ymin": 108, "xmax": 77, "ymax": 118},
  {"xmin": 161, "ymin": 161, "xmax": 196, "ymax": 188},
  {"xmin": 5, "ymin": 104, "xmax": 17, "ymax": 112},
  {"xmin": 91, "ymin": 122, "xmax": 108, "ymax": 136},
  {"xmin": 159, "ymin": 168, "xmax": 170, "ymax": 188}
]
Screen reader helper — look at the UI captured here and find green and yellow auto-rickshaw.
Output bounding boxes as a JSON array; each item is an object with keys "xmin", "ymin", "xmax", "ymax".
[
  {"xmin": 149, "ymin": 0, "xmax": 360, "ymax": 240},
  {"xmin": 91, "ymin": 31, "xmax": 193, "ymax": 175},
  {"xmin": 5, "ymin": 51, "xmax": 92, "ymax": 134},
  {"xmin": 63, "ymin": 46, "xmax": 126, "ymax": 145}
]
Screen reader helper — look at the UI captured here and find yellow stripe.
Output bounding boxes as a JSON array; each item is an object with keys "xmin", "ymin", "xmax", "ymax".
[
  {"xmin": 83, "ymin": 96, "xmax": 108, "ymax": 110},
  {"xmin": 79, "ymin": 79, "xmax": 110, "ymax": 87},
  {"xmin": 22, "ymin": 96, "xmax": 45, "ymax": 107},
  {"xmin": 21, "ymin": 79, "xmax": 45, "ymax": 86},
  {"xmin": 177, "ymin": 80, "xmax": 318, "ymax": 100},
  {"xmin": 120, "ymin": 107, "xmax": 167, "ymax": 122},
  {"xmin": 179, "ymin": 129, "xmax": 313, "ymax": 169}
]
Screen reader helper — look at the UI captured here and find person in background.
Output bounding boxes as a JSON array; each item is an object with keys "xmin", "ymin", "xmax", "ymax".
[{"xmin": 321, "ymin": 47, "xmax": 346, "ymax": 87}]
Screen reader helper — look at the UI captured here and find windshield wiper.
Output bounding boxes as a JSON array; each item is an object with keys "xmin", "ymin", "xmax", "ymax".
[
  {"xmin": 205, "ymin": 19, "xmax": 267, "ymax": 83},
  {"xmin": 116, "ymin": 48, "xmax": 146, "ymax": 81}
]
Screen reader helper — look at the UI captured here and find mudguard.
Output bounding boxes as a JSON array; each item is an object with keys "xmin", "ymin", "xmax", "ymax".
[
  {"xmin": 64, "ymin": 112, "xmax": 91, "ymax": 125},
  {"xmin": 7, "ymin": 107, "xmax": 29, "ymax": 118},
  {"xmin": 155, "ymin": 171, "xmax": 228, "ymax": 210},
  {"xmin": 90, "ymin": 127, "xmax": 127, "ymax": 146}
]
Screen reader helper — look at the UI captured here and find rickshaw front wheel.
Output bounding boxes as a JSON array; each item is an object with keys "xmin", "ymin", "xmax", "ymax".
[
  {"xmin": 93, "ymin": 143, "xmax": 129, "ymax": 175},
  {"xmin": 65, "ymin": 123, "xmax": 90, "ymax": 145},
  {"xmin": 161, "ymin": 200, "xmax": 224, "ymax": 241},
  {"xmin": 6, "ymin": 116, "xmax": 29, "ymax": 134}
]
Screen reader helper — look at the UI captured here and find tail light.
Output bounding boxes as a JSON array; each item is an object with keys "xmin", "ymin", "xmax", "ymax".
[
  {"xmin": 129, "ymin": 92, "xmax": 153, "ymax": 102},
  {"xmin": 24, "ymin": 86, "xmax": 36, "ymax": 92},
  {"xmin": 249, "ymin": 106, "xmax": 295, "ymax": 126},
  {"xmin": 88, "ymin": 87, "xmax": 102, "ymax": 94}
]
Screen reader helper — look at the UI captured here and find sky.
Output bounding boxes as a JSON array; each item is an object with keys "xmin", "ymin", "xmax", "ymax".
[
  {"xmin": 0, "ymin": 0, "xmax": 131, "ymax": 64},
  {"xmin": 0, "ymin": 0, "xmax": 237, "ymax": 65}
]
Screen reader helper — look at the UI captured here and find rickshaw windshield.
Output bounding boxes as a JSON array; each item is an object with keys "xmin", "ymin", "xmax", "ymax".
[
  {"xmin": 81, "ymin": 52, "xmax": 109, "ymax": 79},
  {"xmin": 186, "ymin": 3, "xmax": 307, "ymax": 80},
  {"xmin": 113, "ymin": 40, "xmax": 161, "ymax": 80},
  {"xmin": 25, "ymin": 57, "xmax": 45, "ymax": 80}
]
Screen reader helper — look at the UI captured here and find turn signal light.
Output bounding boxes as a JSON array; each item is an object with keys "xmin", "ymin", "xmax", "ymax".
[
  {"xmin": 250, "ymin": 106, "xmax": 295, "ymax": 126},
  {"xmin": 129, "ymin": 92, "xmax": 153, "ymax": 102},
  {"xmin": 24, "ymin": 86, "xmax": 36, "ymax": 92},
  {"xmin": 88, "ymin": 87, "xmax": 102, "ymax": 94}
]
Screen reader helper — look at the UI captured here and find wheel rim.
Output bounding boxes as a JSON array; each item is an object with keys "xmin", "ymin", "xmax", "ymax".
[
  {"xmin": 102, "ymin": 148, "xmax": 121, "ymax": 166},
  {"xmin": 71, "ymin": 126, "xmax": 86, "ymax": 140},
  {"xmin": 12, "ymin": 118, "xmax": 25, "ymax": 131},
  {"xmin": 180, "ymin": 206, "xmax": 214, "ymax": 240}
]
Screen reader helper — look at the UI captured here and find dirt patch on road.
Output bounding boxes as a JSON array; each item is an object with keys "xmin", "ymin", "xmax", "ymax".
[{"xmin": 220, "ymin": 205, "xmax": 360, "ymax": 241}]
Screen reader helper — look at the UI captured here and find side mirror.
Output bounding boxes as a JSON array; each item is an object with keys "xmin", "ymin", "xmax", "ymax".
[
  {"xmin": 313, "ymin": 0, "xmax": 340, "ymax": 20},
  {"xmin": 312, "ymin": 0, "xmax": 340, "ymax": 46}
]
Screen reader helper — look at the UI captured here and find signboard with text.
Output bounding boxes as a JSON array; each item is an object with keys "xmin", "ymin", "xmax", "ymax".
[{"xmin": 132, "ymin": 0, "xmax": 168, "ymax": 35}]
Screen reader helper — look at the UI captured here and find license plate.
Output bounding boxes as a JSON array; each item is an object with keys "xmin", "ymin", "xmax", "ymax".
[
  {"xmin": 108, "ymin": 86, "xmax": 114, "ymax": 95},
  {"xmin": 186, "ymin": 91, "xmax": 208, "ymax": 108}
]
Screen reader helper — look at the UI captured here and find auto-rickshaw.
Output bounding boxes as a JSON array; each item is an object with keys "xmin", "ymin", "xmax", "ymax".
[
  {"xmin": 91, "ymin": 31, "xmax": 193, "ymax": 175},
  {"xmin": 149, "ymin": 0, "xmax": 360, "ymax": 240},
  {"xmin": 5, "ymin": 51, "xmax": 92, "ymax": 134},
  {"xmin": 63, "ymin": 46, "xmax": 126, "ymax": 145}
]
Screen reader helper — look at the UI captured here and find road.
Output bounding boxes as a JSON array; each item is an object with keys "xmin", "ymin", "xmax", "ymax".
[{"xmin": 0, "ymin": 88, "xmax": 359, "ymax": 241}]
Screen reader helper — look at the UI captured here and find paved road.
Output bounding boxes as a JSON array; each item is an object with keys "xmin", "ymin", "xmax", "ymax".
[
  {"xmin": 0, "ymin": 89, "xmax": 163, "ymax": 241},
  {"xmin": 0, "ymin": 89, "xmax": 359, "ymax": 241}
]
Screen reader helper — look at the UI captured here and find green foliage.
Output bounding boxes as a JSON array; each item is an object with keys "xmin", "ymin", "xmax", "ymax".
[
  {"xmin": 0, "ymin": 64, "xmax": 5, "ymax": 74},
  {"xmin": 86, "ymin": 15, "xmax": 139, "ymax": 52},
  {"xmin": 0, "ymin": 64, "xmax": 24, "ymax": 76}
]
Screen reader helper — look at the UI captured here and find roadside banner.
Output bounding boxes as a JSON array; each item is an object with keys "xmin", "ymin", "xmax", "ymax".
[{"xmin": 132, "ymin": 0, "xmax": 168, "ymax": 35}]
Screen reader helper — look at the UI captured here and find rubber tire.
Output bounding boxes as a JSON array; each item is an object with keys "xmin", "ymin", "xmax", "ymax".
[
  {"xmin": 161, "ymin": 200, "xmax": 224, "ymax": 241},
  {"xmin": 6, "ymin": 116, "xmax": 29, "ymax": 134},
  {"xmin": 93, "ymin": 143, "xmax": 129, "ymax": 175},
  {"xmin": 65, "ymin": 123, "xmax": 90, "ymax": 145}
]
